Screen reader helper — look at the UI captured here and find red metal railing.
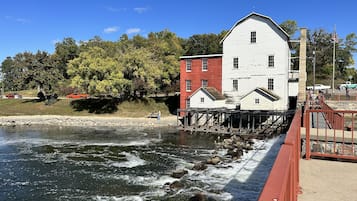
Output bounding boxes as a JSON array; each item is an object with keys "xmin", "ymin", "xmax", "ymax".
[
  {"xmin": 305, "ymin": 109, "xmax": 357, "ymax": 160},
  {"xmin": 319, "ymin": 100, "xmax": 344, "ymax": 129},
  {"xmin": 258, "ymin": 110, "xmax": 301, "ymax": 201}
]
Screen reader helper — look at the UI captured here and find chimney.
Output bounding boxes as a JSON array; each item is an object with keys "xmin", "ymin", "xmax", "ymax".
[{"xmin": 298, "ymin": 28, "xmax": 307, "ymax": 104}]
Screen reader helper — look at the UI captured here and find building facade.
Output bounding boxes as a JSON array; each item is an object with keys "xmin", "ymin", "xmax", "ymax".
[
  {"xmin": 179, "ymin": 12, "xmax": 293, "ymax": 112},
  {"xmin": 221, "ymin": 13, "xmax": 291, "ymax": 110},
  {"xmin": 179, "ymin": 54, "xmax": 222, "ymax": 111}
]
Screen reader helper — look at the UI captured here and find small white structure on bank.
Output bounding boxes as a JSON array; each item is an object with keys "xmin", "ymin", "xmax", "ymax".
[
  {"xmin": 221, "ymin": 12, "xmax": 291, "ymax": 111},
  {"xmin": 188, "ymin": 87, "xmax": 226, "ymax": 108},
  {"xmin": 240, "ymin": 87, "xmax": 280, "ymax": 110}
]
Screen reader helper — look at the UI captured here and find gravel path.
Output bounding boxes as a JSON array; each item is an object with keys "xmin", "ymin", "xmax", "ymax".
[{"xmin": 0, "ymin": 115, "xmax": 179, "ymax": 128}]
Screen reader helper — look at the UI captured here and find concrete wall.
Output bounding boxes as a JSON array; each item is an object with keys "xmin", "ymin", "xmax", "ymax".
[{"xmin": 222, "ymin": 15, "xmax": 290, "ymax": 110}]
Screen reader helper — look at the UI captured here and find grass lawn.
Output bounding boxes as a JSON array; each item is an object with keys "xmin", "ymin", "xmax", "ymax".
[{"xmin": 0, "ymin": 96, "xmax": 178, "ymax": 117}]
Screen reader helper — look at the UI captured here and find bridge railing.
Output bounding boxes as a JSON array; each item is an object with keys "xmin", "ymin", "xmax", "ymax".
[
  {"xmin": 305, "ymin": 108, "xmax": 357, "ymax": 160},
  {"xmin": 258, "ymin": 110, "xmax": 301, "ymax": 201}
]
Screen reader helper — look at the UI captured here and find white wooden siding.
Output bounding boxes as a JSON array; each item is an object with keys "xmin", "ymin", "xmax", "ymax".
[
  {"xmin": 189, "ymin": 90, "xmax": 226, "ymax": 108},
  {"xmin": 240, "ymin": 91, "xmax": 279, "ymax": 110},
  {"xmin": 222, "ymin": 15, "xmax": 290, "ymax": 110}
]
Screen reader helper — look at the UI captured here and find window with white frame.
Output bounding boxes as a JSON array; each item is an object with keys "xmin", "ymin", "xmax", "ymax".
[
  {"xmin": 186, "ymin": 99, "xmax": 190, "ymax": 108},
  {"xmin": 186, "ymin": 59, "xmax": 192, "ymax": 71},
  {"xmin": 233, "ymin": 79, "xmax": 238, "ymax": 91},
  {"xmin": 268, "ymin": 78, "xmax": 274, "ymax": 90},
  {"xmin": 186, "ymin": 80, "xmax": 192, "ymax": 91},
  {"xmin": 251, "ymin": 31, "xmax": 256, "ymax": 43},
  {"xmin": 202, "ymin": 58, "xmax": 208, "ymax": 71},
  {"xmin": 201, "ymin": 79, "xmax": 208, "ymax": 88},
  {"xmin": 268, "ymin": 55, "xmax": 274, "ymax": 67},
  {"xmin": 233, "ymin": 57, "xmax": 239, "ymax": 69},
  {"xmin": 200, "ymin": 97, "xmax": 204, "ymax": 103}
]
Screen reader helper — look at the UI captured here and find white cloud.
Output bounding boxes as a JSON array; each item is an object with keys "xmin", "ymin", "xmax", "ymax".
[
  {"xmin": 105, "ymin": 6, "xmax": 127, "ymax": 12},
  {"xmin": 134, "ymin": 7, "xmax": 148, "ymax": 14},
  {"xmin": 4, "ymin": 15, "xmax": 30, "ymax": 24},
  {"xmin": 16, "ymin": 18, "xmax": 30, "ymax": 24},
  {"xmin": 126, "ymin": 28, "xmax": 141, "ymax": 35},
  {"xmin": 104, "ymin": 26, "xmax": 119, "ymax": 34}
]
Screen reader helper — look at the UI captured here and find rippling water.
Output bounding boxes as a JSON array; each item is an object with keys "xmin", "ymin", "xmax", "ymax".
[{"xmin": 0, "ymin": 126, "xmax": 284, "ymax": 201}]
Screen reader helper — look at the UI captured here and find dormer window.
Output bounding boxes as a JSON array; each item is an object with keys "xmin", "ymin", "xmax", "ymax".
[{"xmin": 251, "ymin": 31, "xmax": 256, "ymax": 43}]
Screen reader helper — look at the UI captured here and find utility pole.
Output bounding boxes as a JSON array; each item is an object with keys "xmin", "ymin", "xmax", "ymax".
[
  {"xmin": 313, "ymin": 51, "xmax": 316, "ymax": 92},
  {"xmin": 332, "ymin": 25, "xmax": 336, "ymax": 94}
]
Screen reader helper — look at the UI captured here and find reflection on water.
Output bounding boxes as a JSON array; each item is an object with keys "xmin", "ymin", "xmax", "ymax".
[{"xmin": 0, "ymin": 126, "xmax": 283, "ymax": 201}]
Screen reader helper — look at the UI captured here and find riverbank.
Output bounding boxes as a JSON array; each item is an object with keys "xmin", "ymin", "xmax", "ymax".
[{"xmin": 0, "ymin": 115, "xmax": 178, "ymax": 128}]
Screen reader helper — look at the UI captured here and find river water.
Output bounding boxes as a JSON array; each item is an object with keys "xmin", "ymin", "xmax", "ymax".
[{"xmin": 0, "ymin": 126, "xmax": 284, "ymax": 201}]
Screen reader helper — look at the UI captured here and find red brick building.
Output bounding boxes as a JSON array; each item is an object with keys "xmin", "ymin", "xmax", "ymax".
[{"xmin": 179, "ymin": 54, "xmax": 222, "ymax": 112}]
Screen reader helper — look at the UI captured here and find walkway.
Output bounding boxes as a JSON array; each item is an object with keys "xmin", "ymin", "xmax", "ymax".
[
  {"xmin": 299, "ymin": 108, "xmax": 357, "ymax": 201},
  {"xmin": 298, "ymin": 159, "xmax": 357, "ymax": 201}
]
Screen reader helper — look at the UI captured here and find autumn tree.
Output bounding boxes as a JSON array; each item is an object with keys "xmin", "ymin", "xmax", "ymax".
[
  {"xmin": 119, "ymin": 45, "xmax": 161, "ymax": 96},
  {"xmin": 67, "ymin": 46, "xmax": 128, "ymax": 96}
]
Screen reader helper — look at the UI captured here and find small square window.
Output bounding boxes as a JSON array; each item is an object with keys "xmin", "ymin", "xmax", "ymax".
[
  {"xmin": 200, "ymin": 97, "xmax": 204, "ymax": 103},
  {"xmin": 255, "ymin": 98, "xmax": 260, "ymax": 104}
]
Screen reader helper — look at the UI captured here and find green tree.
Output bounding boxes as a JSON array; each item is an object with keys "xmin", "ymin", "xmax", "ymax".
[
  {"xmin": 119, "ymin": 45, "xmax": 161, "ymax": 96},
  {"xmin": 280, "ymin": 20, "xmax": 298, "ymax": 37},
  {"xmin": 147, "ymin": 30, "xmax": 184, "ymax": 92},
  {"xmin": 52, "ymin": 37, "xmax": 79, "ymax": 79},
  {"xmin": 1, "ymin": 57, "xmax": 17, "ymax": 91},
  {"xmin": 305, "ymin": 29, "xmax": 357, "ymax": 86},
  {"xmin": 25, "ymin": 51, "xmax": 63, "ymax": 92},
  {"xmin": 67, "ymin": 47, "xmax": 127, "ymax": 96},
  {"xmin": 1, "ymin": 51, "xmax": 63, "ymax": 92},
  {"xmin": 183, "ymin": 33, "xmax": 223, "ymax": 55}
]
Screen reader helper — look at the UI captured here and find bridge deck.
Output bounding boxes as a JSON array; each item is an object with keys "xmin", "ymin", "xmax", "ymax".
[{"xmin": 298, "ymin": 158, "xmax": 357, "ymax": 201}]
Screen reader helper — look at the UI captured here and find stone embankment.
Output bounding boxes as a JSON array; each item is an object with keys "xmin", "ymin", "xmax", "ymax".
[{"xmin": 0, "ymin": 115, "xmax": 178, "ymax": 128}]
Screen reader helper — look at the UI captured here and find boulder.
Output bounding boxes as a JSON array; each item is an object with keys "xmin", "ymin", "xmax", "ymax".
[
  {"xmin": 189, "ymin": 193, "xmax": 207, "ymax": 201},
  {"xmin": 171, "ymin": 169, "xmax": 188, "ymax": 178},
  {"xmin": 169, "ymin": 180, "xmax": 184, "ymax": 190},
  {"xmin": 192, "ymin": 162, "xmax": 207, "ymax": 171},
  {"xmin": 207, "ymin": 156, "xmax": 221, "ymax": 165}
]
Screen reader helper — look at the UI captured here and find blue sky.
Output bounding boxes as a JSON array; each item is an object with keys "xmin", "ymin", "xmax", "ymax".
[{"xmin": 1, "ymin": 0, "xmax": 356, "ymax": 66}]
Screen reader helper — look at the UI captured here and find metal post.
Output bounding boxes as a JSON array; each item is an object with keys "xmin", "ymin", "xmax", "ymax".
[
  {"xmin": 0, "ymin": 72, "xmax": 4, "ymax": 98},
  {"xmin": 306, "ymin": 110, "xmax": 311, "ymax": 160}
]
